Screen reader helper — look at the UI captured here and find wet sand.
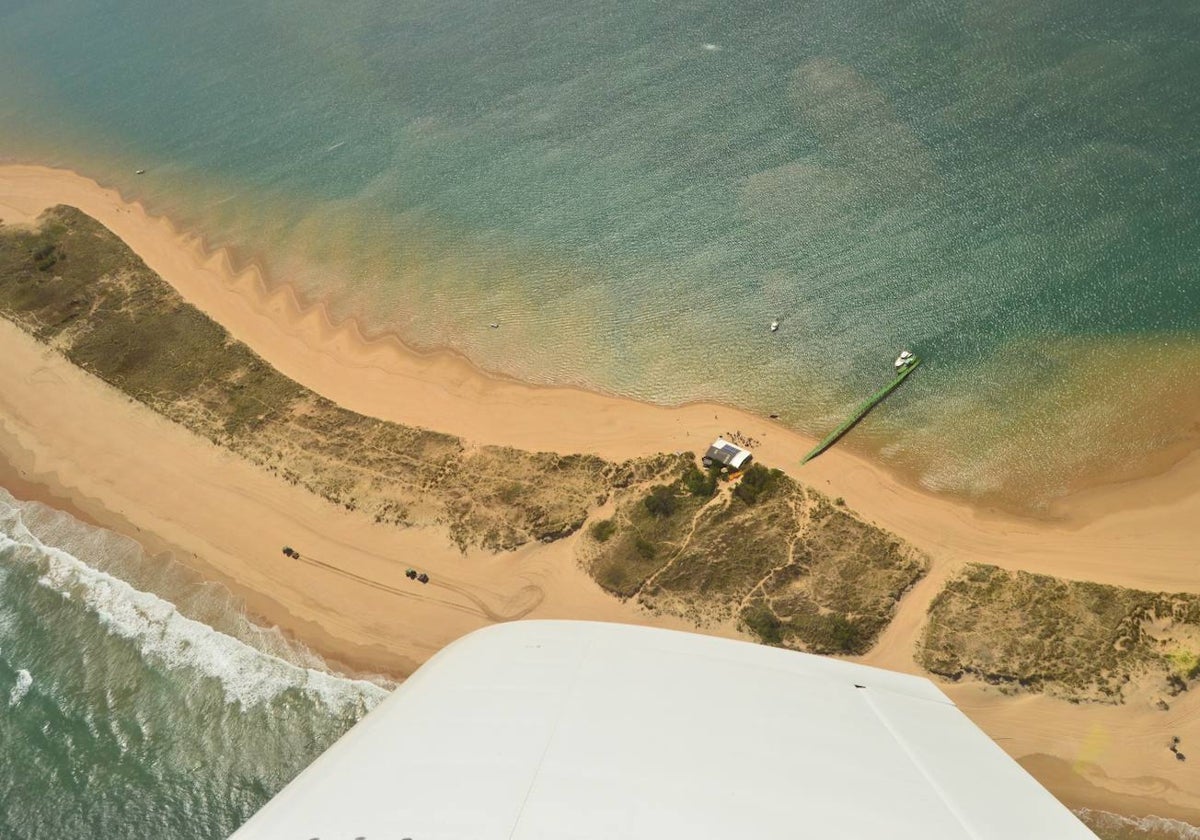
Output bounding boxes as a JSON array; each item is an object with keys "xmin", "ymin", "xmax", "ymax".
[{"xmin": 3, "ymin": 163, "xmax": 1200, "ymax": 824}]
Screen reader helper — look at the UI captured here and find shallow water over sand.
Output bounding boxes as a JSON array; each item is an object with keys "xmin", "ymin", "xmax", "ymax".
[{"xmin": 1, "ymin": 0, "xmax": 1197, "ymax": 507}]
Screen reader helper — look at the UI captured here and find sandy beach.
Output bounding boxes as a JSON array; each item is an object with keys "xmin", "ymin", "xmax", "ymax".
[{"xmin": 3, "ymin": 163, "xmax": 1200, "ymax": 825}]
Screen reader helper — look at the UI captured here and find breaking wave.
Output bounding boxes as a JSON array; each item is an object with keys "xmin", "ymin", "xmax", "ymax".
[
  {"xmin": 0, "ymin": 486, "xmax": 393, "ymax": 839},
  {"xmin": 8, "ymin": 667, "xmax": 31, "ymax": 705},
  {"xmin": 1077, "ymin": 809, "xmax": 1200, "ymax": 840},
  {"xmin": 0, "ymin": 487, "xmax": 390, "ymax": 712}
]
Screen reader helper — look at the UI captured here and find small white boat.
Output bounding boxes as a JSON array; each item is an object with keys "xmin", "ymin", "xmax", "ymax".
[
  {"xmin": 489, "ymin": 322, "xmax": 500, "ymax": 329},
  {"xmin": 135, "ymin": 169, "xmax": 146, "ymax": 175},
  {"xmin": 894, "ymin": 350, "xmax": 914, "ymax": 369},
  {"xmin": 770, "ymin": 320, "xmax": 779, "ymax": 332}
]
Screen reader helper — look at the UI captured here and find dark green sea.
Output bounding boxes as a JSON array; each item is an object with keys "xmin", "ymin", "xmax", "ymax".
[{"xmin": 1, "ymin": 0, "xmax": 1198, "ymax": 835}]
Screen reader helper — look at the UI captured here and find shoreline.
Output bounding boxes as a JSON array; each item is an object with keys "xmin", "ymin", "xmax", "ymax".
[
  {"xmin": 5, "ymin": 164, "xmax": 1200, "ymax": 825},
  {"xmin": 4, "ymin": 164, "xmax": 1200, "ymax": 592},
  {"xmin": 2, "ymin": 163, "xmax": 1198, "ymax": 521}
]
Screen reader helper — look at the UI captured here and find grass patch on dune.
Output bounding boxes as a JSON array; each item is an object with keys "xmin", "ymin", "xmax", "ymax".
[
  {"xmin": 918, "ymin": 564, "xmax": 1200, "ymax": 704},
  {"xmin": 729, "ymin": 491, "xmax": 927, "ymax": 655},
  {"xmin": 0, "ymin": 207, "xmax": 680, "ymax": 551},
  {"xmin": 586, "ymin": 480, "xmax": 707, "ymax": 598}
]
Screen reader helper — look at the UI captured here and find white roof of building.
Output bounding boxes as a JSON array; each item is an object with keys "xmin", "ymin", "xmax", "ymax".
[
  {"xmin": 231, "ymin": 621, "xmax": 1096, "ymax": 840},
  {"xmin": 705, "ymin": 437, "xmax": 753, "ymax": 469}
]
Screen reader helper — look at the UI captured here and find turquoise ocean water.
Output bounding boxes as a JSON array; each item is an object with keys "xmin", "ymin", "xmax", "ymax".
[
  {"xmin": 1, "ymin": 1, "xmax": 1199, "ymax": 835},
  {"xmin": 1, "ymin": 0, "xmax": 1197, "ymax": 508},
  {"xmin": 0, "ymin": 488, "xmax": 388, "ymax": 838}
]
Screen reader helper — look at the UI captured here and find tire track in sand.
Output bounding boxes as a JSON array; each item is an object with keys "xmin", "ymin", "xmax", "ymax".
[{"xmin": 288, "ymin": 550, "xmax": 543, "ymax": 622}]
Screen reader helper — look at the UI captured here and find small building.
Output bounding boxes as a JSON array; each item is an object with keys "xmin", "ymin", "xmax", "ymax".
[{"xmin": 702, "ymin": 437, "xmax": 753, "ymax": 471}]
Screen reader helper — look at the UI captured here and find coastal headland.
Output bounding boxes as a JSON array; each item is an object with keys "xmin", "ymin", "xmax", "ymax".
[{"xmin": 3, "ymin": 164, "xmax": 1200, "ymax": 827}]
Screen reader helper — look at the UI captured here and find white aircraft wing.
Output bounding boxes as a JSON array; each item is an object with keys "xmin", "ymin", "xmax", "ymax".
[{"xmin": 230, "ymin": 620, "xmax": 1097, "ymax": 840}]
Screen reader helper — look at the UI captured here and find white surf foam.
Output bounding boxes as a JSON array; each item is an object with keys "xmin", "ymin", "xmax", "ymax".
[
  {"xmin": 1076, "ymin": 808, "xmax": 1200, "ymax": 839},
  {"xmin": 0, "ymin": 490, "xmax": 390, "ymax": 713},
  {"xmin": 9, "ymin": 668, "xmax": 31, "ymax": 706}
]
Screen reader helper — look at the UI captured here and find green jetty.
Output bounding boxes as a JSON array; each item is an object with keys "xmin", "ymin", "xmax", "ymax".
[{"xmin": 801, "ymin": 355, "xmax": 922, "ymax": 464}]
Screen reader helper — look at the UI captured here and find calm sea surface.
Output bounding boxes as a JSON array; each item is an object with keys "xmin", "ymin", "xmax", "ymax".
[
  {"xmin": 0, "ymin": 1, "xmax": 1198, "ymax": 834},
  {"xmin": 1, "ymin": 0, "xmax": 1197, "ymax": 508}
]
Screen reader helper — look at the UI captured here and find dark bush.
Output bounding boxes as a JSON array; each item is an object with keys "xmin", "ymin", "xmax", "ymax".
[
  {"xmin": 682, "ymin": 463, "xmax": 719, "ymax": 497},
  {"xmin": 825, "ymin": 614, "xmax": 864, "ymax": 653},
  {"xmin": 733, "ymin": 464, "xmax": 783, "ymax": 505},
  {"xmin": 635, "ymin": 537, "xmax": 657, "ymax": 560},
  {"xmin": 32, "ymin": 243, "xmax": 59, "ymax": 271},
  {"xmin": 742, "ymin": 603, "xmax": 783, "ymax": 645},
  {"xmin": 589, "ymin": 518, "xmax": 617, "ymax": 542},
  {"xmin": 643, "ymin": 484, "xmax": 678, "ymax": 518}
]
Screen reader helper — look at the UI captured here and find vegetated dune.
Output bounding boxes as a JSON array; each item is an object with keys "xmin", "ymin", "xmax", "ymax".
[
  {"xmin": 0, "ymin": 206, "xmax": 678, "ymax": 552},
  {"xmin": 0, "ymin": 205, "xmax": 923, "ymax": 655},
  {"xmin": 583, "ymin": 463, "xmax": 928, "ymax": 655},
  {"xmin": 10, "ymin": 189, "xmax": 1200, "ymax": 824},
  {"xmin": 919, "ymin": 563, "xmax": 1200, "ymax": 705}
]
